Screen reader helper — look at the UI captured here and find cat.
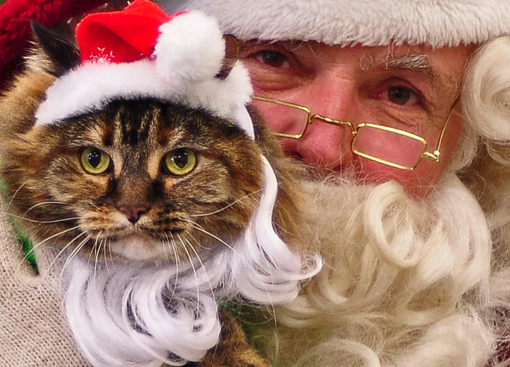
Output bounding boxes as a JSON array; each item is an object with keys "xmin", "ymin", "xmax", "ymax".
[{"xmin": 0, "ymin": 11, "xmax": 320, "ymax": 367}]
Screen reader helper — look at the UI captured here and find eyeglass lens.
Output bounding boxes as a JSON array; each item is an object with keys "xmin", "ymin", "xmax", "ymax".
[
  {"xmin": 252, "ymin": 99, "xmax": 309, "ymax": 137},
  {"xmin": 352, "ymin": 126, "xmax": 427, "ymax": 169}
]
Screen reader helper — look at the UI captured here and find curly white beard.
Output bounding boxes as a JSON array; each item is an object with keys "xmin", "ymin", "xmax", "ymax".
[
  {"xmin": 271, "ymin": 172, "xmax": 496, "ymax": 367},
  {"xmin": 62, "ymin": 159, "xmax": 321, "ymax": 367}
]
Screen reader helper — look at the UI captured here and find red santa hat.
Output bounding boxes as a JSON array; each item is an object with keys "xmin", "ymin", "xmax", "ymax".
[
  {"xmin": 169, "ymin": 0, "xmax": 510, "ymax": 48},
  {"xmin": 35, "ymin": 0, "xmax": 254, "ymax": 138}
]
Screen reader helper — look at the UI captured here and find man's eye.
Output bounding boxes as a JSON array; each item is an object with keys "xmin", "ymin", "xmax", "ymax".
[
  {"xmin": 387, "ymin": 86, "xmax": 416, "ymax": 105},
  {"xmin": 257, "ymin": 50, "xmax": 288, "ymax": 68}
]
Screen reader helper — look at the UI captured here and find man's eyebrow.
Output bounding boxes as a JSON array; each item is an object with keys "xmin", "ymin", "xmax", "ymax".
[
  {"xmin": 385, "ymin": 54, "xmax": 432, "ymax": 71},
  {"xmin": 361, "ymin": 53, "xmax": 438, "ymax": 82}
]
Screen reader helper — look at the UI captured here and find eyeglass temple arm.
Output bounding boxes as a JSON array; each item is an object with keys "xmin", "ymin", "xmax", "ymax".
[
  {"xmin": 422, "ymin": 98, "xmax": 460, "ymax": 163},
  {"xmin": 422, "ymin": 151, "xmax": 440, "ymax": 162}
]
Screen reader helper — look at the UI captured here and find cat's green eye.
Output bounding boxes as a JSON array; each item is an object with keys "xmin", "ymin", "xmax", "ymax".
[
  {"xmin": 163, "ymin": 148, "xmax": 197, "ymax": 176},
  {"xmin": 80, "ymin": 148, "xmax": 111, "ymax": 175}
]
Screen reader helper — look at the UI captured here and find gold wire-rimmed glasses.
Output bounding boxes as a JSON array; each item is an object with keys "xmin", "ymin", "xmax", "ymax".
[{"xmin": 252, "ymin": 96, "xmax": 459, "ymax": 171}]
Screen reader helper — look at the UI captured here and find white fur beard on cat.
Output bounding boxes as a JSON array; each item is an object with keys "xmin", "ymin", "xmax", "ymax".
[
  {"xmin": 273, "ymin": 172, "xmax": 496, "ymax": 366},
  {"xmin": 63, "ymin": 158, "xmax": 321, "ymax": 367}
]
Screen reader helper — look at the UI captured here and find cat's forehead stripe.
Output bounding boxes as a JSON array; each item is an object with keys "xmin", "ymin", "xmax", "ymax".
[
  {"xmin": 118, "ymin": 107, "xmax": 153, "ymax": 147},
  {"xmin": 102, "ymin": 123, "xmax": 115, "ymax": 147}
]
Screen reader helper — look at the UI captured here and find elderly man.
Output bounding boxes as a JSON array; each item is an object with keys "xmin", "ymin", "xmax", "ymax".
[
  {"xmin": 2, "ymin": 0, "xmax": 510, "ymax": 366},
  {"xmin": 159, "ymin": 1, "xmax": 510, "ymax": 366}
]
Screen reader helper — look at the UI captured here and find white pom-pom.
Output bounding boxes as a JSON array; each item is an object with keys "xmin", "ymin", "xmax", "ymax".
[{"xmin": 154, "ymin": 11, "xmax": 225, "ymax": 86}]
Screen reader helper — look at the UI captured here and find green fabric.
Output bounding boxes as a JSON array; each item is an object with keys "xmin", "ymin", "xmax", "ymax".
[
  {"xmin": 0, "ymin": 168, "xmax": 38, "ymax": 274},
  {"xmin": 14, "ymin": 221, "xmax": 38, "ymax": 274},
  {"xmin": 222, "ymin": 300, "xmax": 275, "ymax": 352}
]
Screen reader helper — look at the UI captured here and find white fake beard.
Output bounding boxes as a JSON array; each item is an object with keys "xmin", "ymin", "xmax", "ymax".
[
  {"xmin": 273, "ymin": 172, "xmax": 495, "ymax": 367},
  {"xmin": 63, "ymin": 158, "xmax": 321, "ymax": 367}
]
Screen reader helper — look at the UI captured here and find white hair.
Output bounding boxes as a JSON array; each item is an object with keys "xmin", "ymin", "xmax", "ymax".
[
  {"xmin": 63, "ymin": 157, "xmax": 321, "ymax": 367},
  {"xmin": 462, "ymin": 35, "xmax": 510, "ymax": 366},
  {"xmin": 260, "ymin": 173, "xmax": 495, "ymax": 366},
  {"xmin": 463, "ymin": 37, "xmax": 510, "ymax": 144}
]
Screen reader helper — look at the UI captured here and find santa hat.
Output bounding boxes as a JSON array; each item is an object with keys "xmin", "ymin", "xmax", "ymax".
[
  {"xmin": 168, "ymin": 0, "xmax": 510, "ymax": 48},
  {"xmin": 35, "ymin": 0, "xmax": 254, "ymax": 139}
]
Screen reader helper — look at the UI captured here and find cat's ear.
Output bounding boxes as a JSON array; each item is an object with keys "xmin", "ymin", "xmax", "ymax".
[{"xmin": 31, "ymin": 21, "xmax": 81, "ymax": 77}]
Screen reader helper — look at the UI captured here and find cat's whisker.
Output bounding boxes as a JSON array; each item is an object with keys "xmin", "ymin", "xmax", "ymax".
[
  {"xmin": 16, "ymin": 225, "xmax": 81, "ymax": 274},
  {"xmin": 107, "ymin": 239, "xmax": 115, "ymax": 267},
  {"xmin": 45, "ymin": 231, "xmax": 88, "ymax": 277},
  {"xmin": 60, "ymin": 239, "xmax": 85, "ymax": 279},
  {"xmin": 99, "ymin": 235, "xmax": 113, "ymax": 274},
  {"xmin": 8, "ymin": 214, "xmax": 80, "ymax": 224},
  {"xmin": 177, "ymin": 234, "xmax": 201, "ymax": 306},
  {"xmin": 160, "ymin": 234, "xmax": 174, "ymax": 265},
  {"xmin": 22, "ymin": 201, "xmax": 67, "ymax": 217},
  {"xmin": 30, "ymin": 225, "xmax": 81, "ymax": 251},
  {"xmin": 182, "ymin": 235, "xmax": 216, "ymax": 299},
  {"xmin": 1, "ymin": 167, "xmax": 28, "ymax": 173},
  {"xmin": 59, "ymin": 234, "xmax": 91, "ymax": 286},
  {"xmin": 94, "ymin": 235, "xmax": 103, "ymax": 277},
  {"xmin": 7, "ymin": 181, "xmax": 28, "ymax": 209},
  {"xmin": 183, "ymin": 220, "xmax": 274, "ymax": 299},
  {"xmin": 96, "ymin": 235, "xmax": 111, "ymax": 277},
  {"xmin": 164, "ymin": 233, "xmax": 181, "ymax": 298},
  {"xmin": 86, "ymin": 237, "xmax": 102, "ymax": 282},
  {"xmin": 83, "ymin": 200, "xmax": 101, "ymax": 211},
  {"xmin": 189, "ymin": 190, "xmax": 262, "ymax": 218},
  {"xmin": 184, "ymin": 220, "xmax": 237, "ymax": 253},
  {"xmin": 184, "ymin": 232, "xmax": 208, "ymax": 252}
]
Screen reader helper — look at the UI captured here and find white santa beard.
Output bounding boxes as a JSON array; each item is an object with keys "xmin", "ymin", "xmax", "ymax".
[{"xmin": 271, "ymin": 172, "xmax": 496, "ymax": 366}]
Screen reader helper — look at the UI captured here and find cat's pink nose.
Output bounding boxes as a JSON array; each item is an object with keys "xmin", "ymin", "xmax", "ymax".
[{"xmin": 117, "ymin": 205, "xmax": 150, "ymax": 224}]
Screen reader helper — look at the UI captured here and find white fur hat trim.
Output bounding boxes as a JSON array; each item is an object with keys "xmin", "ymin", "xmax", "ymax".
[
  {"xmin": 171, "ymin": 0, "xmax": 510, "ymax": 47},
  {"xmin": 35, "ymin": 59, "xmax": 254, "ymax": 138}
]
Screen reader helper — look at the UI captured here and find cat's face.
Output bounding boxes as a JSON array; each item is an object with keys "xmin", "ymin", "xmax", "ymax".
[{"xmin": 1, "ymin": 98, "xmax": 263, "ymax": 263}]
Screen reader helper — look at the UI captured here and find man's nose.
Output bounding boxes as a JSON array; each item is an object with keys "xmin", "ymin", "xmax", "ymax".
[{"xmin": 281, "ymin": 100, "xmax": 358, "ymax": 174}]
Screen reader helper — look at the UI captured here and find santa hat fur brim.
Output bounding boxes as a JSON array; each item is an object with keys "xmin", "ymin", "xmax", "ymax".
[
  {"xmin": 35, "ymin": 59, "xmax": 254, "ymax": 136},
  {"xmin": 170, "ymin": 0, "xmax": 510, "ymax": 47}
]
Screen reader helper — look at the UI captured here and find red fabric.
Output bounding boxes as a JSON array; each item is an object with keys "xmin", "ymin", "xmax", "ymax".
[
  {"xmin": 76, "ymin": 0, "xmax": 173, "ymax": 64},
  {"xmin": 0, "ymin": 0, "xmax": 109, "ymax": 90}
]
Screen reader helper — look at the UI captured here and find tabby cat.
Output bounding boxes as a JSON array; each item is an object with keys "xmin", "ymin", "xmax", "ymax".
[{"xmin": 0, "ymin": 18, "xmax": 319, "ymax": 367}]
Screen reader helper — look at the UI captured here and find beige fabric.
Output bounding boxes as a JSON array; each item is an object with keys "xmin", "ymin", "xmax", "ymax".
[{"xmin": 0, "ymin": 198, "xmax": 89, "ymax": 366}]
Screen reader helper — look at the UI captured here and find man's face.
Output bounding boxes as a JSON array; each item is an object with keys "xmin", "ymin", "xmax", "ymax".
[{"xmin": 240, "ymin": 42, "xmax": 474, "ymax": 198}]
